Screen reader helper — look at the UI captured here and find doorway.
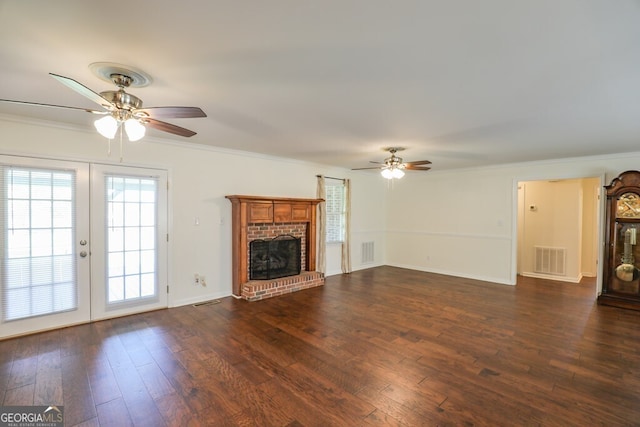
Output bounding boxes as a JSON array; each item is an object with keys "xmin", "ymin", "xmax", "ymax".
[
  {"xmin": 0, "ymin": 155, "xmax": 168, "ymax": 339},
  {"xmin": 516, "ymin": 176, "xmax": 602, "ymax": 288}
]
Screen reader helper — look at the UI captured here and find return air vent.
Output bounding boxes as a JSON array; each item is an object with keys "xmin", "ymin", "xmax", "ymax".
[
  {"xmin": 361, "ymin": 241, "xmax": 375, "ymax": 264},
  {"xmin": 534, "ymin": 246, "xmax": 566, "ymax": 276}
]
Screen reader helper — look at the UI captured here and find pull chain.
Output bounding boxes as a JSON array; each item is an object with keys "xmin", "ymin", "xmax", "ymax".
[{"xmin": 119, "ymin": 124, "xmax": 124, "ymax": 163}]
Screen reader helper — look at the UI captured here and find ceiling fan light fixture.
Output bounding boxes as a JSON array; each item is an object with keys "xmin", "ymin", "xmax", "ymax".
[
  {"xmin": 94, "ymin": 115, "xmax": 118, "ymax": 139},
  {"xmin": 381, "ymin": 165, "xmax": 405, "ymax": 180},
  {"xmin": 381, "ymin": 168, "xmax": 394, "ymax": 179},
  {"xmin": 124, "ymin": 118, "xmax": 145, "ymax": 141},
  {"xmin": 392, "ymin": 168, "xmax": 405, "ymax": 179}
]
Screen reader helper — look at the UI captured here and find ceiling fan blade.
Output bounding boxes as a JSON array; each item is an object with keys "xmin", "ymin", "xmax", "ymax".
[
  {"xmin": 0, "ymin": 98, "xmax": 104, "ymax": 114},
  {"xmin": 136, "ymin": 106, "xmax": 207, "ymax": 119},
  {"xmin": 404, "ymin": 165, "xmax": 431, "ymax": 171},
  {"xmin": 145, "ymin": 118, "xmax": 197, "ymax": 137},
  {"xmin": 369, "ymin": 160, "xmax": 385, "ymax": 165},
  {"xmin": 49, "ymin": 73, "xmax": 114, "ymax": 109},
  {"xmin": 352, "ymin": 166, "xmax": 384, "ymax": 170},
  {"xmin": 405, "ymin": 160, "xmax": 432, "ymax": 166}
]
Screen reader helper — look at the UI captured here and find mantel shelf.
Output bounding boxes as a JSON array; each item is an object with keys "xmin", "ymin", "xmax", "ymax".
[{"xmin": 225, "ymin": 195, "xmax": 323, "ymax": 204}]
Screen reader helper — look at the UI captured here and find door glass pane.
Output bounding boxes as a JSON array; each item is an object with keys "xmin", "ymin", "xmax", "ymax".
[
  {"xmin": 1, "ymin": 166, "xmax": 77, "ymax": 322},
  {"xmin": 105, "ymin": 175, "xmax": 158, "ymax": 304}
]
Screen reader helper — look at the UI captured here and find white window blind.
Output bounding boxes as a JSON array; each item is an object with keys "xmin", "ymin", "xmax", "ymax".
[
  {"xmin": 326, "ymin": 183, "xmax": 345, "ymax": 243},
  {"xmin": 105, "ymin": 175, "xmax": 158, "ymax": 304},
  {"xmin": 1, "ymin": 166, "xmax": 77, "ymax": 322}
]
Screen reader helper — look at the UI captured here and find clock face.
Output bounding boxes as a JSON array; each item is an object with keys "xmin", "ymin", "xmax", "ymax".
[{"xmin": 617, "ymin": 192, "xmax": 640, "ymax": 218}]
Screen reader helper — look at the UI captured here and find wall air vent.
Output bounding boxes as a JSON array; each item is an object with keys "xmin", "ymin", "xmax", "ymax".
[
  {"xmin": 534, "ymin": 246, "xmax": 566, "ymax": 276},
  {"xmin": 362, "ymin": 241, "xmax": 375, "ymax": 264}
]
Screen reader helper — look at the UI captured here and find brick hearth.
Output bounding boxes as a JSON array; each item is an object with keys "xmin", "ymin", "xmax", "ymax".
[{"xmin": 242, "ymin": 271, "xmax": 325, "ymax": 301}]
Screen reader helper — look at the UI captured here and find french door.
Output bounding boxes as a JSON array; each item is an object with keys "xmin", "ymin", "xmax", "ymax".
[
  {"xmin": 0, "ymin": 156, "xmax": 90, "ymax": 338},
  {"xmin": 90, "ymin": 164, "xmax": 167, "ymax": 320},
  {"xmin": 0, "ymin": 156, "xmax": 167, "ymax": 339}
]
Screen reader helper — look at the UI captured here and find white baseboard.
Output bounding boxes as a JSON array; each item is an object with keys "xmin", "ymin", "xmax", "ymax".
[
  {"xmin": 520, "ymin": 271, "xmax": 582, "ymax": 283},
  {"xmin": 387, "ymin": 262, "xmax": 514, "ymax": 286}
]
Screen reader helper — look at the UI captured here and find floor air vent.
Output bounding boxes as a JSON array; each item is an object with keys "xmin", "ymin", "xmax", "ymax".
[
  {"xmin": 193, "ymin": 299, "xmax": 221, "ymax": 307},
  {"xmin": 534, "ymin": 246, "xmax": 566, "ymax": 276}
]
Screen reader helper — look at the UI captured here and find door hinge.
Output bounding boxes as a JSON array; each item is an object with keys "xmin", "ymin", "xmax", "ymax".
[
  {"xmin": 166, "ymin": 233, "xmax": 169, "ymax": 242},
  {"xmin": 167, "ymin": 285, "xmax": 169, "ymax": 294}
]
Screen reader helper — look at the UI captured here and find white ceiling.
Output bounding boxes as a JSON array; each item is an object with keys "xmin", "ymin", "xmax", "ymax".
[{"xmin": 2, "ymin": 0, "xmax": 640, "ymax": 171}]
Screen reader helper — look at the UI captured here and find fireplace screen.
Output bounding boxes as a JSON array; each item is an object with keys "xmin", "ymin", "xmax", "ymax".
[{"xmin": 249, "ymin": 235, "xmax": 302, "ymax": 280}]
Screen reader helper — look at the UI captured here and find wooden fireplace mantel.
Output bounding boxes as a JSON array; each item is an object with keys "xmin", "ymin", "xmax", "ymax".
[{"xmin": 226, "ymin": 195, "xmax": 323, "ymax": 296}]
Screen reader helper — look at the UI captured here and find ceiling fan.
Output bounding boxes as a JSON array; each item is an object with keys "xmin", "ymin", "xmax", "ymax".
[
  {"xmin": 0, "ymin": 63, "xmax": 206, "ymax": 141},
  {"xmin": 352, "ymin": 147, "xmax": 431, "ymax": 179}
]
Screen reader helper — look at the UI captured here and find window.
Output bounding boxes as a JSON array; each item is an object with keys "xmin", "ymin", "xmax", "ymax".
[
  {"xmin": 325, "ymin": 183, "xmax": 345, "ymax": 243},
  {"xmin": 1, "ymin": 166, "xmax": 77, "ymax": 321},
  {"xmin": 105, "ymin": 175, "xmax": 158, "ymax": 304}
]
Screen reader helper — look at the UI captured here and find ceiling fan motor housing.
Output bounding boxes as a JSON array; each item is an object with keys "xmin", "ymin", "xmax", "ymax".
[
  {"xmin": 385, "ymin": 154, "xmax": 404, "ymax": 169},
  {"xmin": 99, "ymin": 90, "xmax": 143, "ymax": 111}
]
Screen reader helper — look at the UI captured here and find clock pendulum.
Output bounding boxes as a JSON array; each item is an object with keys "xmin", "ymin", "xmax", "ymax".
[{"xmin": 615, "ymin": 227, "xmax": 639, "ymax": 282}]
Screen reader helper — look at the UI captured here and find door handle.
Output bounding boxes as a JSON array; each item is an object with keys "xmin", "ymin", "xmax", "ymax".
[
  {"xmin": 79, "ymin": 251, "xmax": 88, "ymax": 258},
  {"xmin": 79, "ymin": 240, "xmax": 87, "ymax": 246}
]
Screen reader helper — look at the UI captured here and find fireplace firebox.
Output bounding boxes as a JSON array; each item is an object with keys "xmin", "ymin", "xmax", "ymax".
[{"xmin": 249, "ymin": 235, "xmax": 301, "ymax": 280}]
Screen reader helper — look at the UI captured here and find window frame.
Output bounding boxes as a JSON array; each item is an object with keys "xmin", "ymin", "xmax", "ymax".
[{"xmin": 325, "ymin": 182, "xmax": 345, "ymax": 244}]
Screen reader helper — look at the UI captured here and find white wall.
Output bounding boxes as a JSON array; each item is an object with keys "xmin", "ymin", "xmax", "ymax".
[
  {"xmin": 383, "ymin": 154, "xmax": 638, "ymax": 290},
  {"xmin": 0, "ymin": 117, "xmax": 386, "ymax": 308},
  {"xmin": 385, "ymin": 168, "xmax": 514, "ymax": 284}
]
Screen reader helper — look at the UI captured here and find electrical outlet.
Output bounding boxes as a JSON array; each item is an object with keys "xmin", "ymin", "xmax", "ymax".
[
  {"xmin": 200, "ymin": 276, "xmax": 206, "ymax": 287},
  {"xmin": 194, "ymin": 273, "xmax": 200, "ymax": 286}
]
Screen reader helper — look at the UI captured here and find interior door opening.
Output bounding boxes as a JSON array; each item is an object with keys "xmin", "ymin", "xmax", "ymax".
[{"xmin": 516, "ymin": 176, "xmax": 602, "ymax": 292}]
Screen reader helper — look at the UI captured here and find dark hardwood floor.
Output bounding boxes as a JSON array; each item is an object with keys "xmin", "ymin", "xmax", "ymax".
[{"xmin": 1, "ymin": 266, "xmax": 639, "ymax": 426}]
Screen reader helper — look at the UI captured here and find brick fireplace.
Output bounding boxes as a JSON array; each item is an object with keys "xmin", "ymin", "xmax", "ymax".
[{"xmin": 226, "ymin": 195, "xmax": 324, "ymax": 301}]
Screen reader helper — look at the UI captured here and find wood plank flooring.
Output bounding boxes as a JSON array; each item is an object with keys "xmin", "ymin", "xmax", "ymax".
[{"xmin": 1, "ymin": 266, "xmax": 639, "ymax": 426}]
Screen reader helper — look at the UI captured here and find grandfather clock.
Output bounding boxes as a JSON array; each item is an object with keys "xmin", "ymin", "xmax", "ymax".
[{"xmin": 599, "ymin": 170, "xmax": 640, "ymax": 310}]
